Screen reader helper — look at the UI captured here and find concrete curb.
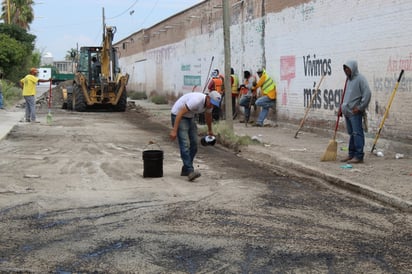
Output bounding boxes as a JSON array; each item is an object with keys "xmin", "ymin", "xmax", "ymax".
[{"xmin": 262, "ymin": 152, "xmax": 412, "ymax": 213}]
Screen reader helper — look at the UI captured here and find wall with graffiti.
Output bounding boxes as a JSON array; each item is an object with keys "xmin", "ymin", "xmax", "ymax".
[
  {"xmin": 260, "ymin": 0, "xmax": 412, "ymax": 140},
  {"xmin": 117, "ymin": 0, "xmax": 412, "ymax": 141}
]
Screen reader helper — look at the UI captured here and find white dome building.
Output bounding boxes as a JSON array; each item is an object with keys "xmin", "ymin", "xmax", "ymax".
[{"xmin": 41, "ymin": 52, "xmax": 54, "ymax": 65}]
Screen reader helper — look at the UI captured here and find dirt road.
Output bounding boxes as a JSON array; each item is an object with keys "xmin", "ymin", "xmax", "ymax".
[{"xmin": 0, "ymin": 103, "xmax": 411, "ymax": 273}]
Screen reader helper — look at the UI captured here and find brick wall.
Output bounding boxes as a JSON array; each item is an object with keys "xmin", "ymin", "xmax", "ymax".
[{"xmin": 116, "ymin": 0, "xmax": 412, "ymax": 142}]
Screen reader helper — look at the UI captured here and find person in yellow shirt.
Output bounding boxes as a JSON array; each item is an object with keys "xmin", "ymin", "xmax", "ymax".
[
  {"xmin": 253, "ymin": 68, "xmax": 276, "ymax": 127},
  {"xmin": 20, "ymin": 68, "xmax": 52, "ymax": 123},
  {"xmin": 230, "ymin": 67, "xmax": 239, "ymax": 117}
]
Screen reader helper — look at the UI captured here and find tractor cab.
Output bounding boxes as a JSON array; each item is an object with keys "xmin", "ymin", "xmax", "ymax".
[{"xmin": 77, "ymin": 47, "xmax": 103, "ymax": 86}]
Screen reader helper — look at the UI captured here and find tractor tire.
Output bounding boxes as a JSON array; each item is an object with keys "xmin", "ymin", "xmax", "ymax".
[
  {"xmin": 73, "ymin": 84, "xmax": 86, "ymax": 112},
  {"xmin": 114, "ymin": 89, "xmax": 127, "ymax": 112},
  {"xmin": 66, "ymin": 93, "xmax": 73, "ymax": 110}
]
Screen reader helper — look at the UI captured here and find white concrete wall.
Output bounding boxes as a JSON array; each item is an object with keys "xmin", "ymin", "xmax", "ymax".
[
  {"xmin": 266, "ymin": 0, "xmax": 412, "ymax": 138},
  {"xmin": 119, "ymin": 0, "xmax": 412, "ymax": 140}
]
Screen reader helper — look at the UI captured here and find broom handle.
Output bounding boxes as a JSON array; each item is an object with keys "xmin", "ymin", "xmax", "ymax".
[
  {"xmin": 371, "ymin": 70, "xmax": 404, "ymax": 152},
  {"xmin": 202, "ymin": 56, "xmax": 215, "ymax": 93},
  {"xmin": 294, "ymin": 74, "xmax": 325, "ymax": 138},
  {"xmin": 48, "ymin": 80, "xmax": 52, "ymax": 109},
  {"xmin": 333, "ymin": 78, "xmax": 348, "ymax": 140}
]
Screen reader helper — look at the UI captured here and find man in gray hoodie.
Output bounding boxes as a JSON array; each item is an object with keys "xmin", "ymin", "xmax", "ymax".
[{"xmin": 340, "ymin": 60, "xmax": 371, "ymax": 164}]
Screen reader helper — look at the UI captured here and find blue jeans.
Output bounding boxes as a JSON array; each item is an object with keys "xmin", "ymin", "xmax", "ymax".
[
  {"xmin": 345, "ymin": 113, "xmax": 365, "ymax": 160},
  {"xmin": 239, "ymin": 96, "xmax": 252, "ymax": 120},
  {"xmin": 0, "ymin": 91, "xmax": 3, "ymax": 108},
  {"xmin": 255, "ymin": 96, "xmax": 275, "ymax": 125},
  {"xmin": 171, "ymin": 114, "xmax": 198, "ymax": 173},
  {"xmin": 24, "ymin": 95, "xmax": 36, "ymax": 122}
]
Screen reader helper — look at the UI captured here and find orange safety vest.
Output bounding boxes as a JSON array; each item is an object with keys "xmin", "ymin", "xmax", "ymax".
[{"xmin": 212, "ymin": 77, "xmax": 223, "ymax": 94}]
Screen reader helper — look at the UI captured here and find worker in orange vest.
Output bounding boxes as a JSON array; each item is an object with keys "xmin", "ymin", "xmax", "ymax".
[
  {"xmin": 207, "ymin": 69, "xmax": 225, "ymax": 120},
  {"xmin": 207, "ymin": 69, "xmax": 224, "ymax": 94}
]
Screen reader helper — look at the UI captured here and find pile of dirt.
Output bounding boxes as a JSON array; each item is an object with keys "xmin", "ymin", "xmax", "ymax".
[{"xmin": 37, "ymin": 81, "xmax": 71, "ymax": 109}]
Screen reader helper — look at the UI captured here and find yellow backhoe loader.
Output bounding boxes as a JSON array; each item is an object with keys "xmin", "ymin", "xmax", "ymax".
[{"xmin": 64, "ymin": 9, "xmax": 129, "ymax": 111}]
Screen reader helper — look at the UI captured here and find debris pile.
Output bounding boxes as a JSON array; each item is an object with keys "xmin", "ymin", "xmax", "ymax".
[{"xmin": 36, "ymin": 81, "xmax": 70, "ymax": 109}]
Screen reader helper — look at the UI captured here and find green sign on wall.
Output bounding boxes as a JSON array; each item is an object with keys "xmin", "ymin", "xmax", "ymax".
[
  {"xmin": 184, "ymin": 75, "xmax": 201, "ymax": 86},
  {"xmin": 181, "ymin": 64, "xmax": 191, "ymax": 71}
]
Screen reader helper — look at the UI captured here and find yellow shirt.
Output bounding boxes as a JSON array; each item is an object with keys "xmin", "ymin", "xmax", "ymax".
[{"xmin": 20, "ymin": 74, "xmax": 39, "ymax": 96}]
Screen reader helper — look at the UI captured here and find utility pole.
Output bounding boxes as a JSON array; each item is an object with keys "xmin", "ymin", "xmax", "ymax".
[
  {"xmin": 223, "ymin": 0, "xmax": 233, "ymax": 130},
  {"xmin": 102, "ymin": 7, "xmax": 106, "ymax": 42}
]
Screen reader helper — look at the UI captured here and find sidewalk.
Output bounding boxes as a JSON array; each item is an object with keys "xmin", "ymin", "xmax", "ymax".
[
  {"xmin": 136, "ymin": 100, "xmax": 412, "ymax": 213},
  {"xmin": 0, "ymin": 108, "xmax": 24, "ymax": 141},
  {"xmin": 0, "ymin": 85, "xmax": 50, "ymax": 141}
]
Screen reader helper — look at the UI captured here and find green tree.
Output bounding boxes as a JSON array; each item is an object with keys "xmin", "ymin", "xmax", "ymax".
[
  {"xmin": 30, "ymin": 48, "xmax": 41, "ymax": 67},
  {"xmin": 1, "ymin": 0, "xmax": 34, "ymax": 30},
  {"xmin": 0, "ymin": 22, "xmax": 35, "ymax": 49},
  {"xmin": 0, "ymin": 23, "xmax": 36, "ymax": 82},
  {"xmin": 0, "ymin": 33, "xmax": 26, "ymax": 81},
  {"xmin": 65, "ymin": 48, "xmax": 77, "ymax": 62}
]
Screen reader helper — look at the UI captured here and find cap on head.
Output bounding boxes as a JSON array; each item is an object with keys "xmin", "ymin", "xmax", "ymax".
[
  {"xmin": 257, "ymin": 68, "xmax": 264, "ymax": 74},
  {"xmin": 211, "ymin": 69, "xmax": 219, "ymax": 77},
  {"xmin": 30, "ymin": 68, "xmax": 38, "ymax": 74},
  {"xmin": 208, "ymin": 90, "xmax": 222, "ymax": 108}
]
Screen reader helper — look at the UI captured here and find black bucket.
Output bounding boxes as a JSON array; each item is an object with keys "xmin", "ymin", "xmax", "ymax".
[{"xmin": 142, "ymin": 149, "xmax": 164, "ymax": 178}]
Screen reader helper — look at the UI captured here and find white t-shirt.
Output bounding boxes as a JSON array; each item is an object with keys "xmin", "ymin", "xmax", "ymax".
[{"xmin": 171, "ymin": 92, "xmax": 208, "ymax": 118}]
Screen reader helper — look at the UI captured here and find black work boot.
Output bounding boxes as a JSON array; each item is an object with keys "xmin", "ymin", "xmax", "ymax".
[{"xmin": 181, "ymin": 166, "xmax": 190, "ymax": 176}]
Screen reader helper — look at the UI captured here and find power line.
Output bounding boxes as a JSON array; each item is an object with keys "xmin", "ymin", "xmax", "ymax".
[
  {"xmin": 137, "ymin": 0, "xmax": 160, "ymax": 28},
  {"xmin": 106, "ymin": 0, "xmax": 139, "ymax": 19}
]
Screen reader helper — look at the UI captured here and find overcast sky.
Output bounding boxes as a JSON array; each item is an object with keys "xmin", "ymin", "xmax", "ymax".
[{"xmin": 30, "ymin": 0, "xmax": 203, "ymax": 60}]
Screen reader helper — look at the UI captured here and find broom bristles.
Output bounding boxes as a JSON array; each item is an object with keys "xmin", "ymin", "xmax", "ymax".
[{"xmin": 320, "ymin": 139, "xmax": 337, "ymax": 161}]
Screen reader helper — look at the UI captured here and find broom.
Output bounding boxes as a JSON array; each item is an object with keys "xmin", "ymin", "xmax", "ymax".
[
  {"xmin": 320, "ymin": 78, "xmax": 348, "ymax": 161},
  {"xmin": 294, "ymin": 74, "xmax": 325, "ymax": 138},
  {"xmin": 370, "ymin": 70, "xmax": 404, "ymax": 152},
  {"xmin": 46, "ymin": 80, "xmax": 53, "ymax": 125}
]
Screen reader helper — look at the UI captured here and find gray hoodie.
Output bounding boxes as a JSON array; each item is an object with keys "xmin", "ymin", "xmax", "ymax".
[{"xmin": 341, "ymin": 60, "xmax": 371, "ymax": 117}]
